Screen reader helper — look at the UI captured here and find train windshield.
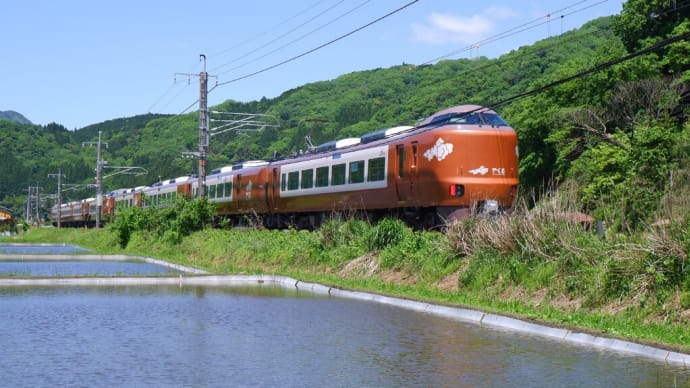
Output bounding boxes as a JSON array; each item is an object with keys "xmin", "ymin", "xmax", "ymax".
[{"xmin": 448, "ymin": 113, "xmax": 508, "ymax": 126}]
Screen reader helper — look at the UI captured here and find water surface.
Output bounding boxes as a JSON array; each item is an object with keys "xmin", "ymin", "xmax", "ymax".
[
  {"xmin": 0, "ymin": 260, "xmax": 181, "ymax": 276},
  {"xmin": 0, "ymin": 243, "xmax": 88, "ymax": 254},
  {"xmin": 1, "ymin": 285, "xmax": 688, "ymax": 387}
]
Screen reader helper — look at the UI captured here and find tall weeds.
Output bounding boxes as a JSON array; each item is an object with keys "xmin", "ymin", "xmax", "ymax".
[{"xmin": 446, "ymin": 179, "xmax": 690, "ymax": 311}]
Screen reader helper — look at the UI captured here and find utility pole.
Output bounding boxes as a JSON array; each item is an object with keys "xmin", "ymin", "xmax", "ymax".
[
  {"xmin": 83, "ymin": 131, "xmax": 108, "ymax": 228},
  {"xmin": 48, "ymin": 168, "xmax": 66, "ymax": 228},
  {"xmin": 176, "ymin": 54, "xmax": 215, "ymax": 198},
  {"xmin": 24, "ymin": 184, "xmax": 42, "ymax": 226},
  {"xmin": 199, "ymin": 54, "xmax": 209, "ymax": 198}
]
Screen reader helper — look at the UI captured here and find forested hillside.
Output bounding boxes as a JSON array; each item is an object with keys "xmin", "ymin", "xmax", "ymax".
[{"xmin": 1, "ymin": 0, "xmax": 688, "ymax": 233}]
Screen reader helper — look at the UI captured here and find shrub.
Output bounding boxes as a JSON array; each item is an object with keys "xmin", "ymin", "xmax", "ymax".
[
  {"xmin": 108, "ymin": 197, "xmax": 215, "ymax": 247},
  {"xmin": 366, "ymin": 218, "xmax": 409, "ymax": 251}
]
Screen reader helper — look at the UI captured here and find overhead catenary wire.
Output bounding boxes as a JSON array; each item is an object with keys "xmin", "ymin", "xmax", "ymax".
[
  {"xmin": 211, "ymin": 0, "xmax": 349, "ymax": 74},
  {"xmin": 176, "ymin": 0, "xmax": 680, "ymax": 122},
  {"xmin": 423, "ymin": 0, "xmax": 610, "ymax": 64},
  {"xmin": 153, "ymin": 1, "xmax": 346, "ymax": 115},
  {"xmin": 172, "ymin": 0, "xmax": 609, "ymax": 118},
  {"xmin": 487, "ymin": 30, "xmax": 690, "ymax": 111},
  {"xmin": 209, "ymin": 0, "xmax": 330, "ymax": 68},
  {"xmin": 215, "ymin": 0, "xmax": 371, "ymax": 77},
  {"xmin": 211, "ymin": 0, "xmax": 420, "ymax": 90}
]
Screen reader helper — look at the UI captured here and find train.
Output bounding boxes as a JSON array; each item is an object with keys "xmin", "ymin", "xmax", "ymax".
[{"xmin": 50, "ymin": 104, "xmax": 519, "ymax": 229}]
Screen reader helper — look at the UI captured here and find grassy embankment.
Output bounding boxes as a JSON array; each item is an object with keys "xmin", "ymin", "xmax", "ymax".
[{"xmin": 3, "ymin": 192, "xmax": 689, "ymax": 355}]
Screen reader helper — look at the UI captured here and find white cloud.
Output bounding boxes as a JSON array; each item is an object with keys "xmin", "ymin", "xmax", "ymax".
[{"xmin": 410, "ymin": 6, "xmax": 516, "ymax": 45}]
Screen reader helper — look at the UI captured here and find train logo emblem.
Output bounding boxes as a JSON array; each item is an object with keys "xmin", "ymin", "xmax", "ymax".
[
  {"xmin": 424, "ymin": 138, "xmax": 454, "ymax": 162},
  {"xmin": 469, "ymin": 166, "xmax": 506, "ymax": 176},
  {"xmin": 469, "ymin": 166, "xmax": 488, "ymax": 175}
]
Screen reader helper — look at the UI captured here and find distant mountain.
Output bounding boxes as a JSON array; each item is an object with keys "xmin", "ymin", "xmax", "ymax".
[{"xmin": 0, "ymin": 110, "xmax": 32, "ymax": 125}]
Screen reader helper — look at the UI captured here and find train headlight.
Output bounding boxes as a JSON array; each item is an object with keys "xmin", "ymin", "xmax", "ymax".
[{"xmin": 449, "ymin": 184, "xmax": 464, "ymax": 197}]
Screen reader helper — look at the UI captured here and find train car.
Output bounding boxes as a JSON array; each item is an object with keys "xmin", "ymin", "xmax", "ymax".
[
  {"xmin": 49, "ymin": 104, "xmax": 518, "ymax": 229},
  {"xmin": 143, "ymin": 176, "xmax": 194, "ymax": 207},
  {"xmin": 212, "ymin": 104, "xmax": 518, "ymax": 228},
  {"xmin": 50, "ymin": 198, "xmax": 98, "ymax": 227}
]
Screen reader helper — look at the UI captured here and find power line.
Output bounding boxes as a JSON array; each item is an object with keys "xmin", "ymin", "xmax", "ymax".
[
  {"xmin": 216, "ymin": 0, "xmax": 371, "ymax": 77},
  {"xmin": 211, "ymin": 0, "xmax": 348, "ymax": 74},
  {"xmin": 488, "ymin": 30, "xmax": 690, "ymax": 111},
  {"xmin": 424, "ymin": 0, "xmax": 609, "ymax": 64},
  {"xmin": 212, "ymin": 0, "xmax": 420, "ymax": 89},
  {"xmin": 210, "ymin": 0, "xmax": 330, "ymax": 68}
]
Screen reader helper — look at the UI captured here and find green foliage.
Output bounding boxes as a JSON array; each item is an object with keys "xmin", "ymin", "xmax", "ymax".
[
  {"xmin": 108, "ymin": 197, "xmax": 215, "ymax": 247},
  {"xmin": 318, "ymin": 219, "xmax": 370, "ymax": 249},
  {"xmin": 613, "ymin": 0, "xmax": 690, "ymax": 74},
  {"xmin": 366, "ymin": 218, "xmax": 409, "ymax": 251},
  {"xmin": 379, "ymin": 231, "xmax": 451, "ymax": 277}
]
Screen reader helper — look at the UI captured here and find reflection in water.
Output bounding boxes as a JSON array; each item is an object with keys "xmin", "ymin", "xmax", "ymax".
[{"xmin": 1, "ymin": 285, "xmax": 688, "ymax": 386}]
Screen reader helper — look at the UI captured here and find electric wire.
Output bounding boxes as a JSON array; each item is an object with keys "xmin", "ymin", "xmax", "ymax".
[
  {"xmin": 211, "ymin": 0, "xmax": 420, "ymax": 90},
  {"xmin": 209, "ymin": 0, "xmax": 328, "ymax": 66},
  {"xmin": 487, "ymin": 30, "xmax": 690, "ymax": 111},
  {"xmin": 173, "ymin": 0, "xmax": 602, "ymax": 117},
  {"xmin": 147, "ymin": 81, "xmax": 177, "ymax": 113},
  {"xmin": 216, "ymin": 0, "xmax": 371, "ymax": 77},
  {"xmin": 179, "ymin": 0, "xmax": 684, "ymax": 122},
  {"xmin": 413, "ymin": 29, "xmax": 690, "ymax": 129},
  {"xmin": 423, "ymin": 0, "xmax": 609, "ymax": 64},
  {"xmin": 211, "ymin": 0, "xmax": 348, "ymax": 74}
]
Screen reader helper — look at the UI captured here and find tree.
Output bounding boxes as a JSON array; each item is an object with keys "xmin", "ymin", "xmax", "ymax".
[{"xmin": 613, "ymin": 0, "xmax": 690, "ymax": 75}]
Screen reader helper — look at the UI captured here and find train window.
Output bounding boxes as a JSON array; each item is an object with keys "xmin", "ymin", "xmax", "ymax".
[
  {"xmin": 448, "ymin": 113, "xmax": 481, "ymax": 125},
  {"xmin": 368, "ymin": 157, "xmax": 385, "ymax": 181},
  {"xmin": 315, "ymin": 166, "xmax": 329, "ymax": 187},
  {"xmin": 288, "ymin": 171, "xmax": 299, "ymax": 190},
  {"xmin": 481, "ymin": 113, "xmax": 509, "ymax": 126},
  {"xmin": 224, "ymin": 182, "xmax": 232, "ymax": 198},
  {"xmin": 281, "ymin": 173, "xmax": 287, "ymax": 191},
  {"xmin": 397, "ymin": 145, "xmax": 405, "ymax": 177},
  {"xmin": 237, "ymin": 174, "xmax": 242, "ymax": 194},
  {"xmin": 209, "ymin": 184, "xmax": 216, "ymax": 199},
  {"xmin": 332, "ymin": 163, "xmax": 346, "ymax": 185},
  {"xmin": 349, "ymin": 160, "xmax": 365, "ymax": 184},
  {"xmin": 301, "ymin": 169, "xmax": 314, "ymax": 189}
]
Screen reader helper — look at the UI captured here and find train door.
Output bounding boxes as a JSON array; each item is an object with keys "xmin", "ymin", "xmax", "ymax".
[
  {"xmin": 236, "ymin": 174, "xmax": 243, "ymax": 210},
  {"xmin": 395, "ymin": 142, "xmax": 420, "ymax": 203},
  {"xmin": 133, "ymin": 192, "xmax": 143, "ymax": 207},
  {"xmin": 268, "ymin": 168, "xmax": 278, "ymax": 211},
  {"xmin": 258, "ymin": 168, "xmax": 271, "ymax": 214},
  {"xmin": 177, "ymin": 183, "xmax": 192, "ymax": 198}
]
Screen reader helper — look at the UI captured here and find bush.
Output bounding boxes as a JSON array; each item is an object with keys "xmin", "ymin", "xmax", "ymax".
[
  {"xmin": 366, "ymin": 218, "xmax": 409, "ymax": 251},
  {"xmin": 108, "ymin": 197, "xmax": 215, "ymax": 247}
]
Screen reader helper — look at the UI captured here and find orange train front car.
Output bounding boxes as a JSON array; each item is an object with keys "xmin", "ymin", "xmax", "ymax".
[{"xmin": 401, "ymin": 104, "xmax": 519, "ymax": 221}]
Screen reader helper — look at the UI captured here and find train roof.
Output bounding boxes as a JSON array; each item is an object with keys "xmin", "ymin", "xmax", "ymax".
[
  {"xmin": 416, "ymin": 104, "xmax": 498, "ymax": 127},
  {"xmin": 360, "ymin": 125, "xmax": 414, "ymax": 144},
  {"xmin": 233, "ymin": 160, "xmax": 268, "ymax": 170}
]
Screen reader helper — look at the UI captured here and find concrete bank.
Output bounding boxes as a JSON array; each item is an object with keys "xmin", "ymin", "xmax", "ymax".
[
  {"xmin": 1, "ymin": 273, "xmax": 688, "ymax": 366},
  {"xmin": 0, "ymin": 253, "xmax": 207, "ymax": 275}
]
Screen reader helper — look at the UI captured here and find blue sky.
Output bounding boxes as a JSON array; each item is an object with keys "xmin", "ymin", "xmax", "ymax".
[{"xmin": 1, "ymin": 0, "xmax": 624, "ymax": 130}]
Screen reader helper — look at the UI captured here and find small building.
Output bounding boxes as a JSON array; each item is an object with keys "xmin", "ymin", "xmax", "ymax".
[{"xmin": 0, "ymin": 206, "xmax": 15, "ymax": 229}]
